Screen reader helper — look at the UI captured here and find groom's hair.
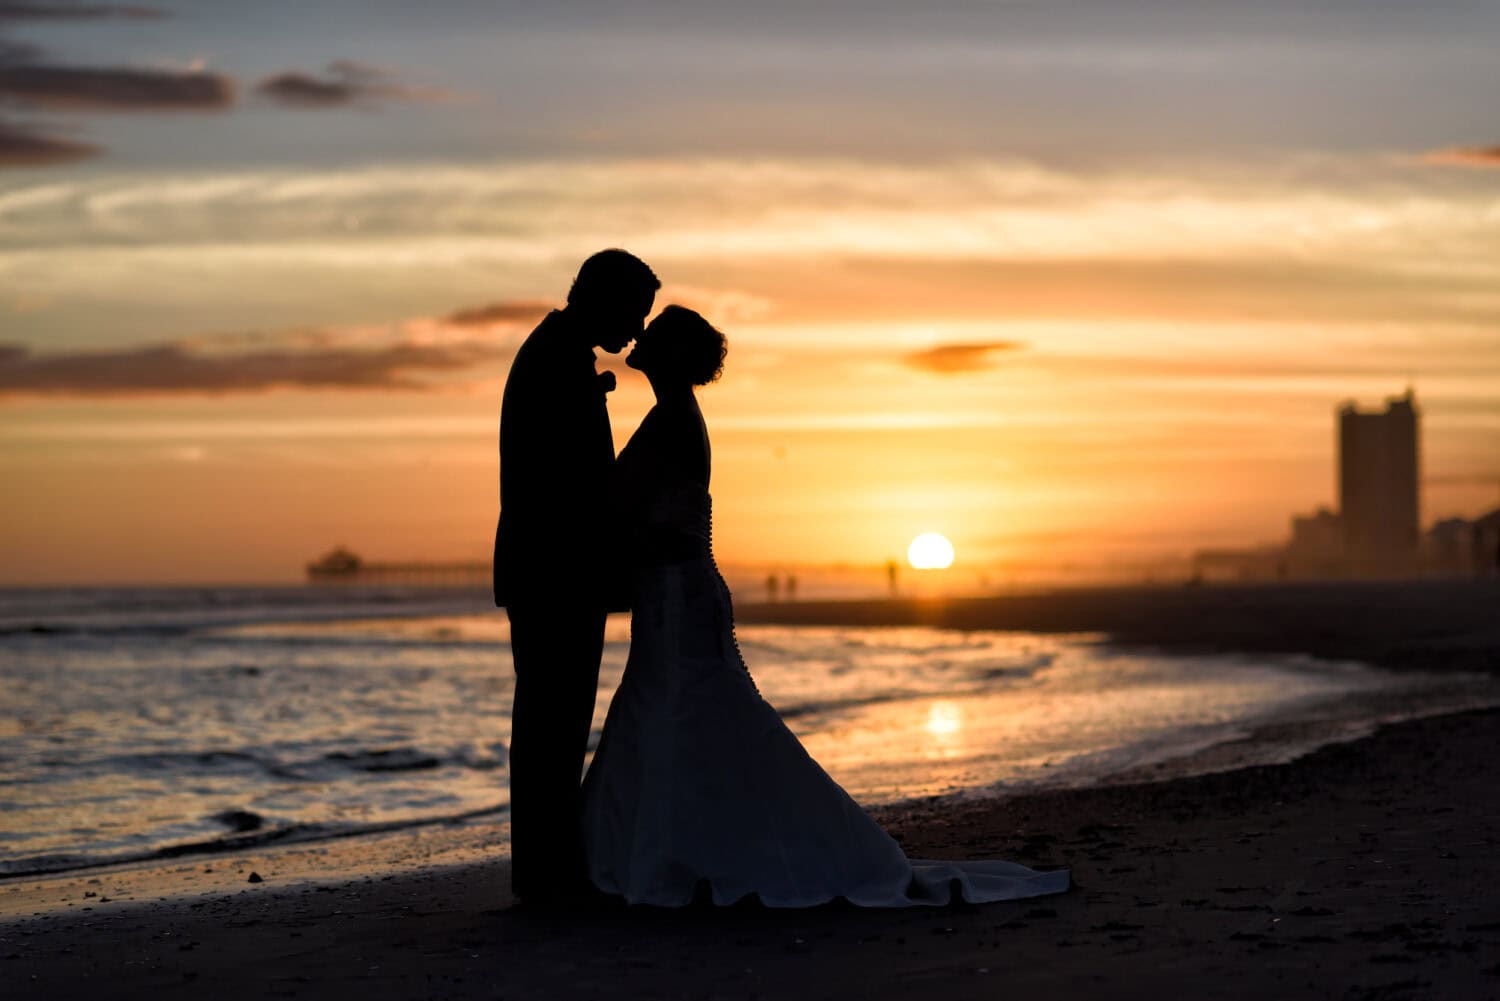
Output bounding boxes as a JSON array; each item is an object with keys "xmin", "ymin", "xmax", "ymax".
[{"xmin": 568, "ymin": 249, "xmax": 660, "ymax": 307}]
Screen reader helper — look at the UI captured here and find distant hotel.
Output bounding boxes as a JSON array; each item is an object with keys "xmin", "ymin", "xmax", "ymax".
[
  {"xmin": 1194, "ymin": 390, "xmax": 1499, "ymax": 582},
  {"xmin": 1338, "ymin": 391, "xmax": 1420, "ymax": 575}
]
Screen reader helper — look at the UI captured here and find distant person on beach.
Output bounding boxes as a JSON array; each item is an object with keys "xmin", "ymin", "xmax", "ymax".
[
  {"xmin": 577, "ymin": 306, "xmax": 1069, "ymax": 907},
  {"xmin": 492, "ymin": 249, "xmax": 658, "ymax": 907}
]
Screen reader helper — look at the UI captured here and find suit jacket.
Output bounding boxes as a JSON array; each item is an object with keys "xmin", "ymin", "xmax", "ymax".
[{"xmin": 493, "ymin": 310, "xmax": 622, "ymax": 610}]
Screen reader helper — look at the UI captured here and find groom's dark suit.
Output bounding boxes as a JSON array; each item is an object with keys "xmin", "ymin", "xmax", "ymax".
[{"xmin": 494, "ymin": 308, "xmax": 620, "ymax": 901}]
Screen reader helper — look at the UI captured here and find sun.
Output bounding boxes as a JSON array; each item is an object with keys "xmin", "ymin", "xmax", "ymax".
[{"xmin": 907, "ymin": 532, "xmax": 955, "ymax": 570}]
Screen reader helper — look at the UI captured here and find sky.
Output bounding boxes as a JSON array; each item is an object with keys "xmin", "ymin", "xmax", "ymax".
[{"xmin": 2, "ymin": 0, "xmax": 1498, "ymax": 584}]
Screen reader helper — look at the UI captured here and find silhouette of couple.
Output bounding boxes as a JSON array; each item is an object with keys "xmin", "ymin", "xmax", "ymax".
[{"xmin": 493, "ymin": 250, "xmax": 1068, "ymax": 910}]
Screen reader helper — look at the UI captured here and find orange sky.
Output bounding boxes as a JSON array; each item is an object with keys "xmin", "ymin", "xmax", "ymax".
[
  {"xmin": 2, "ymin": 7, "xmax": 1499, "ymax": 585},
  {"xmin": 4, "ymin": 195, "xmax": 1497, "ymax": 585}
]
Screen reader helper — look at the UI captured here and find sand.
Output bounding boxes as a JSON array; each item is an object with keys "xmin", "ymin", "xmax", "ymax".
[{"xmin": 5, "ymin": 580, "xmax": 1499, "ymax": 999}]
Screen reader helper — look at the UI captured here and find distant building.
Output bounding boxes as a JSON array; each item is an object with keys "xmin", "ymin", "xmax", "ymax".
[
  {"xmin": 1190, "ymin": 545, "xmax": 1286, "ymax": 583},
  {"xmin": 1190, "ymin": 389, "xmax": 1499, "ymax": 584},
  {"xmin": 1480, "ymin": 509, "xmax": 1500, "ymax": 579},
  {"xmin": 1285, "ymin": 506, "xmax": 1343, "ymax": 578},
  {"xmin": 1426, "ymin": 508, "xmax": 1500, "ymax": 579},
  {"xmin": 1338, "ymin": 390, "xmax": 1420, "ymax": 576}
]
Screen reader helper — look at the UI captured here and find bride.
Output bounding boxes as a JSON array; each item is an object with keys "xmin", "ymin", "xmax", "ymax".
[{"xmin": 581, "ymin": 305, "xmax": 1069, "ymax": 908}]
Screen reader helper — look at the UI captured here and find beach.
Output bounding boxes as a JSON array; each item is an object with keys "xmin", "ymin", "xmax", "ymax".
[
  {"xmin": 4, "ymin": 580, "xmax": 1499, "ymax": 999},
  {"xmin": 4, "ymin": 707, "xmax": 1498, "ymax": 999}
]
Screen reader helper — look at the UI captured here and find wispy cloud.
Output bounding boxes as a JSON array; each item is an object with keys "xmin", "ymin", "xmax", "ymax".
[
  {"xmin": 903, "ymin": 341, "xmax": 1024, "ymax": 374},
  {"xmin": 0, "ymin": 157, "xmax": 1497, "ymax": 333},
  {"xmin": 0, "ymin": 117, "xmax": 95, "ymax": 163},
  {"xmin": 1424, "ymin": 145, "xmax": 1500, "ymax": 168},
  {"xmin": 5, "ymin": 157, "xmax": 1494, "ymax": 262},
  {"xmin": 0, "ymin": 63, "xmax": 232, "ymax": 110},
  {"xmin": 441, "ymin": 299, "xmax": 552, "ymax": 327},
  {"xmin": 254, "ymin": 61, "xmax": 446, "ymax": 109}
]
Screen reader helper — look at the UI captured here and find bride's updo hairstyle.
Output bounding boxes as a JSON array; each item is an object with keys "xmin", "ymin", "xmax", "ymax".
[{"xmin": 652, "ymin": 305, "xmax": 727, "ymax": 387}]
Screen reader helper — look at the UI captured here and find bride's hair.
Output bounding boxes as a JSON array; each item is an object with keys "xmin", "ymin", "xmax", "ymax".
[{"xmin": 654, "ymin": 305, "xmax": 727, "ymax": 387}]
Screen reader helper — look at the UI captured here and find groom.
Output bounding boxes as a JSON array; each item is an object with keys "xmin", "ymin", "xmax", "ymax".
[{"xmin": 493, "ymin": 249, "xmax": 659, "ymax": 906}]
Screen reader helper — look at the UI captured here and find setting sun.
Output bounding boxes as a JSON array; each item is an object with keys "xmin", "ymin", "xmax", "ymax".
[{"xmin": 907, "ymin": 533, "xmax": 956, "ymax": 570}]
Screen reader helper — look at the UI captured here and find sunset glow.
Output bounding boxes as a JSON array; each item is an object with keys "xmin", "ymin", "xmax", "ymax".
[{"xmin": 1, "ymin": 4, "xmax": 1497, "ymax": 585}]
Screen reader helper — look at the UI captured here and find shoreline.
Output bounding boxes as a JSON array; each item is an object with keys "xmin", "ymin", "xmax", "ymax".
[
  {"xmin": 7, "ymin": 590, "xmax": 1497, "ymax": 892},
  {"xmin": 6, "ymin": 705, "xmax": 1499, "ymax": 998},
  {"xmin": 8, "ymin": 656, "xmax": 1494, "ymax": 892},
  {"xmin": 736, "ymin": 579, "xmax": 1500, "ymax": 675},
  {"xmin": 2, "ymin": 680, "xmax": 1492, "ymax": 909}
]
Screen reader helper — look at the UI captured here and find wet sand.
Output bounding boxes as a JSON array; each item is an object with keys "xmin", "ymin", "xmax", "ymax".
[{"xmin": 5, "ymin": 580, "xmax": 1498, "ymax": 999}]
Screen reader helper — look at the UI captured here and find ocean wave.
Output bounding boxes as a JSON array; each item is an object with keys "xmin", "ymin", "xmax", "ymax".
[
  {"xmin": 29, "ymin": 743, "xmax": 509, "ymax": 782},
  {"xmin": 0, "ymin": 585, "xmax": 492, "ymax": 638},
  {"xmin": 0, "ymin": 803, "xmax": 507, "ymax": 879}
]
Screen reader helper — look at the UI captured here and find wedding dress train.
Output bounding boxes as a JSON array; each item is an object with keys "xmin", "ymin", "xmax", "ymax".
[{"xmin": 580, "ymin": 492, "xmax": 1069, "ymax": 907}]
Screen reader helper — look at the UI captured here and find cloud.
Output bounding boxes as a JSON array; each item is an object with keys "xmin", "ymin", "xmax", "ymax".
[
  {"xmin": 663, "ymin": 285, "xmax": 775, "ymax": 324},
  {"xmin": 254, "ymin": 61, "xmax": 446, "ymax": 109},
  {"xmin": 0, "ymin": 64, "xmax": 233, "ymax": 110},
  {"xmin": 902, "ymin": 341, "xmax": 1024, "ymax": 374},
  {"xmin": 0, "ymin": 335, "xmax": 511, "ymax": 397},
  {"xmin": 0, "ymin": 4, "xmax": 227, "ymax": 167},
  {"xmin": 440, "ymin": 299, "xmax": 552, "ymax": 327},
  {"xmin": 0, "ymin": 292, "xmax": 555, "ymax": 397},
  {"xmin": 1423, "ymin": 145, "xmax": 1500, "ymax": 168},
  {"xmin": 1, "ymin": 156, "xmax": 1497, "ymax": 331},
  {"xmin": 0, "ymin": 2, "xmax": 164, "ymax": 20},
  {"xmin": 0, "ymin": 117, "xmax": 96, "ymax": 163}
]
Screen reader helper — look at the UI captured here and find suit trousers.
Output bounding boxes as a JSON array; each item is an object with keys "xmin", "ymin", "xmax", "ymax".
[{"xmin": 505, "ymin": 602, "xmax": 606, "ymax": 901}]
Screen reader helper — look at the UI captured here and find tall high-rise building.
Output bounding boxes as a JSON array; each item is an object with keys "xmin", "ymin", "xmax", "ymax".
[{"xmin": 1338, "ymin": 390, "xmax": 1420, "ymax": 574}]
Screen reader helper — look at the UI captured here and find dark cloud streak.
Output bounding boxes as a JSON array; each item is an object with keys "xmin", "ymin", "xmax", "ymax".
[
  {"xmin": 0, "ymin": 337, "xmax": 510, "ymax": 396},
  {"xmin": 255, "ymin": 61, "xmax": 445, "ymax": 109},
  {"xmin": 0, "ymin": 64, "xmax": 233, "ymax": 110},
  {"xmin": 0, "ymin": 116, "xmax": 96, "ymax": 162},
  {"xmin": 0, "ymin": 1, "xmax": 228, "ymax": 168}
]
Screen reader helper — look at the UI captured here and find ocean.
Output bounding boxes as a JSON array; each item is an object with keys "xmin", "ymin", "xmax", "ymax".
[{"xmin": 3, "ymin": 585, "xmax": 1495, "ymax": 878}]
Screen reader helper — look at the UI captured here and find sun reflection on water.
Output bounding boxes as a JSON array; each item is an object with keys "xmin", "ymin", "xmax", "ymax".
[{"xmin": 926, "ymin": 700, "xmax": 962, "ymax": 738}]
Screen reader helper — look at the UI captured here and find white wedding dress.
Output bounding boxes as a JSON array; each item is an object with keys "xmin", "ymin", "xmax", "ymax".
[{"xmin": 580, "ymin": 487, "xmax": 1070, "ymax": 908}]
